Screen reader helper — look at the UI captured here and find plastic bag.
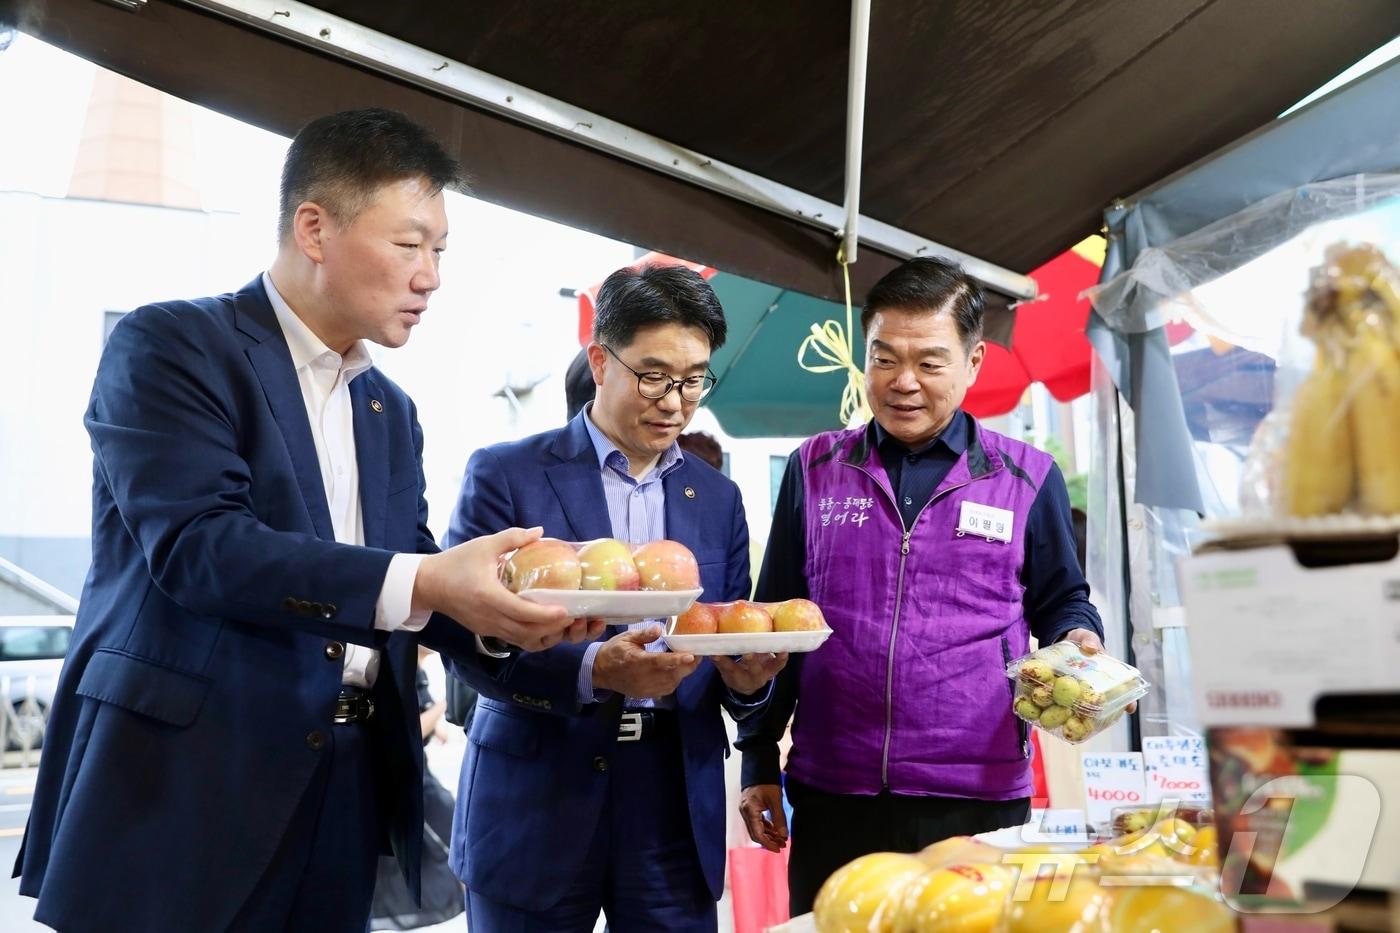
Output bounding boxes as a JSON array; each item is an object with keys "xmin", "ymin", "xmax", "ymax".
[
  {"xmin": 671, "ymin": 598, "xmax": 827, "ymax": 635},
  {"xmin": 1273, "ymin": 242, "xmax": 1400, "ymax": 518},
  {"xmin": 500, "ymin": 537, "xmax": 700, "ymax": 592}
]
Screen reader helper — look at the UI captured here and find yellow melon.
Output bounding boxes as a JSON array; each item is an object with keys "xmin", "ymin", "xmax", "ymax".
[{"xmin": 813, "ymin": 852, "xmax": 929, "ymax": 933}]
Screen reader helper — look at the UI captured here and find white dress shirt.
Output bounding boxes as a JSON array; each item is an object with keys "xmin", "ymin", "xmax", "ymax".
[{"xmin": 263, "ymin": 273, "xmax": 428, "ymax": 688}]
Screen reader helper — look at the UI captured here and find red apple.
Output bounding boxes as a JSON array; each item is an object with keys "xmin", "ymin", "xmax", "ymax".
[
  {"xmin": 718, "ymin": 600, "xmax": 773, "ymax": 634},
  {"xmin": 577, "ymin": 538, "xmax": 640, "ymax": 591},
  {"xmin": 502, "ymin": 538, "xmax": 582, "ymax": 592},
  {"xmin": 672, "ymin": 602, "xmax": 720, "ymax": 635},
  {"xmin": 772, "ymin": 598, "xmax": 826, "ymax": 632},
  {"xmin": 633, "ymin": 539, "xmax": 701, "ymax": 591}
]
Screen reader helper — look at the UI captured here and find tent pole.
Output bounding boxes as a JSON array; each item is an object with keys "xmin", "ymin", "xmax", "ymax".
[{"xmin": 842, "ymin": 0, "xmax": 872, "ymax": 265}]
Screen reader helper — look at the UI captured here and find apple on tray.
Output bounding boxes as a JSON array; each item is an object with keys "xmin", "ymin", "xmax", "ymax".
[
  {"xmin": 672, "ymin": 602, "xmax": 720, "ymax": 635},
  {"xmin": 632, "ymin": 539, "xmax": 701, "ymax": 591},
  {"xmin": 771, "ymin": 598, "xmax": 826, "ymax": 632},
  {"xmin": 717, "ymin": 601, "xmax": 773, "ymax": 634},
  {"xmin": 501, "ymin": 538, "xmax": 582, "ymax": 592},
  {"xmin": 577, "ymin": 538, "xmax": 640, "ymax": 591}
]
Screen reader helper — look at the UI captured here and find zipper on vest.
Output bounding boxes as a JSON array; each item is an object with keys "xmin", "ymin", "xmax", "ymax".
[
  {"xmin": 844, "ymin": 459, "xmax": 1003, "ymax": 789},
  {"xmin": 882, "ymin": 532, "xmax": 911, "ymax": 785}
]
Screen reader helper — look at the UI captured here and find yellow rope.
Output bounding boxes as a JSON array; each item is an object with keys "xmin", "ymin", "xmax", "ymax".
[{"xmin": 797, "ymin": 245, "xmax": 871, "ymax": 427}]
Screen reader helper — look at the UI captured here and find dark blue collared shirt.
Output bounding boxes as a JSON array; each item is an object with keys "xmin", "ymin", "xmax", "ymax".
[
  {"xmin": 757, "ymin": 411, "xmax": 1098, "ymax": 640},
  {"xmin": 741, "ymin": 411, "xmax": 1103, "ymax": 787},
  {"xmin": 874, "ymin": 410, "xmax": 970, "ymax": 529}
]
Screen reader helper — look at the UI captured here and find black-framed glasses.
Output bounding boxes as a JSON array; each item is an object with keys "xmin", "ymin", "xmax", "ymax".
[{"xmin": 602, "ymin": 344, "xmax": 716, "ymax": 402}]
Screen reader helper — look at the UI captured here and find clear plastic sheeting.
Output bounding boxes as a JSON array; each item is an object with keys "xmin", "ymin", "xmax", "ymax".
[
  {"xmin": 1086, "ymin": 355, "xmax": 1203, "ymax": 738},
  {"xmin": 1088, "ymin": 173, "xmax": 1400, "ymax": 344}
]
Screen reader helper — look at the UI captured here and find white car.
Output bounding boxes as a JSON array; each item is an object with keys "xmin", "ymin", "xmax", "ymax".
[{"xmin": 0, "ymin": 615, "xmax": 74, "ymax": 750}]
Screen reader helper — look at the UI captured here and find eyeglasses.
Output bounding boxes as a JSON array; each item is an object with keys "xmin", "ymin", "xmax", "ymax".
[{"xmin": 602, "ymin": 344, "xmax": 716, "ymax": 402}]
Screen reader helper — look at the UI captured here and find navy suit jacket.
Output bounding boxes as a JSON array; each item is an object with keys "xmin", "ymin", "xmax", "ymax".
[
  {"xmin": 16, "ymin": 278, "xmax": 497, "ymax": 933},
  {"xmin": 444, "ymin": 415, "xmax": 756, "ymax": 911}
]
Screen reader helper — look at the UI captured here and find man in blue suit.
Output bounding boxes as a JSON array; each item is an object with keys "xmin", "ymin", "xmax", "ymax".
[
  {"xmin": 446, "ymin": 263, "xmax": 788, "ymax": 931},
  {"xmin": 14, "ymin": 109, "xmax": 585, "ymax": 933}
]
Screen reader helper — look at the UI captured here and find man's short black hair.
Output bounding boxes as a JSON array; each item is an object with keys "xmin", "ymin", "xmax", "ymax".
[
  {"xmin": 592, "ymin": 263, "xmax": 727, "ymax": 351},
  {"xmin": 279, "ymin": 108, "xmax": 463, "ymax": 241},
  {"xmin": 861, "ymin": 257, "xmax": 985, "ymax": 352},
  {"xmin": 677, "ymin": 431, "xmax": 725, "ymax": 471}
]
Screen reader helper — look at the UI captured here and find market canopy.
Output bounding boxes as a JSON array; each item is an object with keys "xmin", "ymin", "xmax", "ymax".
[
  {"xmin": 11, "ymin": 0, "xmax": 1400, "ymax": 305},
  {"xmin": 1088, "ymin": 54, "xmax": 1400, "ymax": 512}
]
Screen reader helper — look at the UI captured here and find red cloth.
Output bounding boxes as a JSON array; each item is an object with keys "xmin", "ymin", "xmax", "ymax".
[
  {"xmin": 1030, "ymin": 730, "xmax": 1050, "ymax": 803},
  {"xmin": 963, "ymin": 246, "xmax": 1101, "ymax": 415},
  {"xmin": 728, "ymin": 846, "xmax": 790, "ymax": 933}
]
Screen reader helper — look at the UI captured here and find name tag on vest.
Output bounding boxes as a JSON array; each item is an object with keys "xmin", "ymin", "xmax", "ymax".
[{"xmin": 957, "ymin": 500, "xmax": 1014, "ymax": 543}]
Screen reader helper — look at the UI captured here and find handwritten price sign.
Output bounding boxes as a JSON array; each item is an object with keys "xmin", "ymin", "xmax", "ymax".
[
  {"xmin": 1142, "ymin": 737, "xmax": 1211, "ymax": 805},
  {"xmin": 1080, "ymin": 752, "xmax": 1146, "ymax": 826}
]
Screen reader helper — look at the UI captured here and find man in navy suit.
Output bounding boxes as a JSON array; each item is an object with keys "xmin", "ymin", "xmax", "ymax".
[
  {"xmin": 14, "ymin": 109, "xmax": 588, "ymax": 933},
  {"xmin": 446, "ymin": 263, "xmax": 788, "ymax": 931}
]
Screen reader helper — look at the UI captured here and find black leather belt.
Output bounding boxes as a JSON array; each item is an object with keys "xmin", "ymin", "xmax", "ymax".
[
  {"xmin": 334, "ymin": 686, "xmax": 375, "ymax": 724},
  {"xmin": 616, "ymin": 709, "xmax": 676, "ymax": 743}
]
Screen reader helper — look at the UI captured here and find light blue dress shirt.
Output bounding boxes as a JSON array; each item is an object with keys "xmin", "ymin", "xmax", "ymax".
[{"xmin": 576, "ymin": 407, "xmax": 685, "ymax": 708}]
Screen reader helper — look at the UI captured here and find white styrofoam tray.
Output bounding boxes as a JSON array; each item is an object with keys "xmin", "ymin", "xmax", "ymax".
[
  {"xmin": 518, "ymin": 588, "xmax": 702, "ymax": 621},
  {"xmin": 662, "ymin": 625, "xmax": 832, "ymax": 656}
]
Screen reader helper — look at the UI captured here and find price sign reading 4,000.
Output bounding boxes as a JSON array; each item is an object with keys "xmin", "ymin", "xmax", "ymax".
[
  {"xmin": 1086, "ymin": 787, "xmax": 1143, "ymax": 803},
  {"xmin": 1080, "ymin": 751, "xmax": 1147, "ymax": 825}
]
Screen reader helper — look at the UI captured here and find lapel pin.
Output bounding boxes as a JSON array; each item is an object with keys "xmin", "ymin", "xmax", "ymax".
[
  {"xmin": 684, "ymin": 486, "xmax": 696, "ymax": 499},
  {"xmin": 370, "ymin": 399, "xmax": 383, "ymax": 413}
]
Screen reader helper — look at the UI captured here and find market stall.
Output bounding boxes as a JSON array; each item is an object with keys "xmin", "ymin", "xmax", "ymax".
[{"xmin": 8, "ymin": 1, "xmax": 1400, "ymax": 930}]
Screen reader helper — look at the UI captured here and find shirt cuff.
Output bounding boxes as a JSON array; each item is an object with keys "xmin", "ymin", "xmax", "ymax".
[
  {"xmin": 577, "ymin": 640, "xmax": 612, "ymax": 704},
  {"xmin": 375, "ymin": 553, "xmax": 430, "ymax": 632},
  {"xmin": 476, "ymin": 635, "xmax": 513, "ymax": 658},
  {"xmin": 740, "ymin": 743, "xmax": 783, "ymax": 789},
  {"xmin": 727, "ymin": 679, "xmax": 773, "ymax": 710}
]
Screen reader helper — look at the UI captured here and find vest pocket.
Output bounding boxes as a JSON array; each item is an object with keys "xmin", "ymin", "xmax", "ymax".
[{"xmin": 1000, "ymin": 636, "xmax": 1030, "ymax": 759}]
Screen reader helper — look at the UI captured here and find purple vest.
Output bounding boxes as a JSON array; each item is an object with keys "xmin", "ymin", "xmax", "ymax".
[{"xmin": 789, "ymin": 420, "xmax": 1053, "ymax": 799}]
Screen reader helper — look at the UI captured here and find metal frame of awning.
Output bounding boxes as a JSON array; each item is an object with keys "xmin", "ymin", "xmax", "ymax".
[{"xmin": 169, "ymin": 0, "xmax": 1036, "ymax": 300}]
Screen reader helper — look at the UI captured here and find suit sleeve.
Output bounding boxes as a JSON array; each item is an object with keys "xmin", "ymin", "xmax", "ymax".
[
  {"xmin": 87, "ymin": 306, "xmax": 395, "ymax": 646},
  {"xmin": 438, "ymin": 445, "xmax": 599, "ymax": 716},
  {"xmin": 737, "ymin": 448, "xmax": 806, "ymax": 784},
  {"xmin": 717, "ymin": 481, "xmax": 771, "ymax": 721}
]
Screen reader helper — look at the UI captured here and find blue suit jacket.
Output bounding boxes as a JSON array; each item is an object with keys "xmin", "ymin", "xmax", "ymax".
[
  {"xmin": 444, "ymin": 415, "xmax": 756, "ymax": 911},
  {"xmin": 15, "ymin": 278, "xmax": 496, "ymax": 933}
]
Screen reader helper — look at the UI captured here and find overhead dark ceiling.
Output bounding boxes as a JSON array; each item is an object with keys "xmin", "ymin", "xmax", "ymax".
[{"xmin": 9, "ymin": 0, "xmax": 1400, "ymax": 303}]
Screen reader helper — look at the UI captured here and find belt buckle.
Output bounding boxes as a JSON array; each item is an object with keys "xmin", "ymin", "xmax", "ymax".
[
  {"xmin": 334, "ymin": 693, "xmax": 375, "ymax": 724},
  {"xmin": 617, "ymin": 711, "xmax": 643, "ymax": 742}
]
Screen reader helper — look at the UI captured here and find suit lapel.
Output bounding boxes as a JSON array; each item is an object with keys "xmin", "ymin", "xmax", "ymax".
[
  {"xmin": 351, "ymin": 372, "xmax": 389, "ymax": 548},
  {"xmin": 544, "ymin": 417, "xmax": 614, "ymax": 541},
  {"xmin": 662, "ymin": 464, "xmax": 700, "ymax": 553},
  {"xmin": 236, "ymin": 279, "xmax": 335, "ymax": 542}
]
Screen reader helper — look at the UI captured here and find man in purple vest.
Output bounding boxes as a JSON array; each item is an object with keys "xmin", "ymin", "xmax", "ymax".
[{"xmin": 735, "ymin": 256, "xmax": 1116, "ymax": 913}]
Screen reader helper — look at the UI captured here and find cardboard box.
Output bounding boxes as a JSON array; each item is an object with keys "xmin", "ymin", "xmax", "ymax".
[
  {"xmin": 1182, "ymin": 534, "xmax": 1400, "ymax": 920},
  {"xmin": 1181, "ymin": 539, "xmax": 1400, "ymax": 729}
]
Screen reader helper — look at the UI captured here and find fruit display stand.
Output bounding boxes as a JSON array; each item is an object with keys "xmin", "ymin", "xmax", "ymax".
[
  {"xmin": 765, "ymin": 820, "xmax": 1238, "ymax": 933},
  {"xmin": 1180, "ymin": 529, "xmax": 1400, "ymax": 929}
]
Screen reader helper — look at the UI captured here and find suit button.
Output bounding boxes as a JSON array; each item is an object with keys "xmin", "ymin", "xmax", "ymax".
[
  {"xmin": 324, "ymin": 641, "xmax": 344, "ymax": 661},
  {"xmin": 310, "ymin": 602, "xmax": 324, "ymax": 616},
  {"xmin": 283, "ymin": 597, "xmax": 297, "ymax": 610},
  {"xmin": 322, "ymin": 603, "xmax": 338, "ymax": 619},
  {"xmin": 593, "ymin": 756, "xmax": 608, "ymax": 773},
  {"xmin": 306, "ymin": 730, "xmax": 326, "ymax": 751},
  {"xmin": 297, "ymin": 600, "xmax": 312, "ymax": 614}
]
